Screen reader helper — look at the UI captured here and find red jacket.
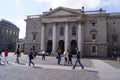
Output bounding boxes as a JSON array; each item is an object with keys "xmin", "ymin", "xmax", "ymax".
[{"xmin": 4, "ymin": 50, "xmax": 8, "ymax": 57}]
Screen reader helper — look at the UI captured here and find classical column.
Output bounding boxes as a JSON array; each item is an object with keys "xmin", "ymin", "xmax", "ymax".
[
  {"xmin": 65, "ymin": 23, "xmax": 69, "ymax": 51},
  {"xmin": 78, "ymin": 22, "xmax": 82, "ymax": 52},
  {"xmin": 41, "ymin": 24, "xmax": 45, "ymax": 50},
  {"xmin": 52, "ymin": 23, "xmax": 56, "ymax": 53}
]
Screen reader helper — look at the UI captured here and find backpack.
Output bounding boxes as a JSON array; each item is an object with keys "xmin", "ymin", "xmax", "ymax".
[{"xmin": 29, "ymin": 51, "xmax": 34, "ymax": 59}]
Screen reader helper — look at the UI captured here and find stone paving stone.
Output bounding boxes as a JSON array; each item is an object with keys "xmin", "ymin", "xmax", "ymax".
[
  {"xmin": 0, "ymin": 64, "xmax": 100, "ymax": 80},
  {"xmin": 102, "ymin": 60, "xmax": 120, "ymax": 69},
  {"xmin": 0, "ymin": 53, "xmax": 99, "ymax": 80}
]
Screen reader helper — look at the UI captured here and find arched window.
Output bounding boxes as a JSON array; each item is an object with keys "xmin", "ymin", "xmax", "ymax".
[
  {"xmin": 48, "ymin": 27, "xmax": 52, "ymax": 36},
  {"xmin": 60, "ymin": 26, "xmax": 64, "ymax": 35},
  {"xmin": 72, "ymin": 26, "xmax": 76, "ymax": 35}
]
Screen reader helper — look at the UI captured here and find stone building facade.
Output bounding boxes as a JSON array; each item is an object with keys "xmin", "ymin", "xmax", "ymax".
[
  {"xmin": 16, "ymin": 39, "xmax": 25, "ymax": 52},
  {"xmin": 24, "ymin": 7, "xmax": 120, "ymax": 57},
  {"xmin": 0, "ymin": 19, "xmax": 19, "ymax": 51}
]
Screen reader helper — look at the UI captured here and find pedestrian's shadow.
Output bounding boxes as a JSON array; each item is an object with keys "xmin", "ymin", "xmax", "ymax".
[
  {"xmin": 33, "ymin": 66, "xmax": 42, "ymax": 69},
  {"xmin": 0, "ymin": 64, "xmax": 6, "ymax": 66},
  {"xmin": 83, "ymin": 69, "xmax": 98, "ymax": 73},
  {"xmin": 19, "ymin": 63, "xmax": 26, "ymax": 65}
]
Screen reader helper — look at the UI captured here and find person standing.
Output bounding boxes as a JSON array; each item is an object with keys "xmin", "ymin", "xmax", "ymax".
[
  {"xmin": 4, "ymin": 49, "xmax": 9, "ymax": 64},
  {"xmin": 72, "ymin": 48, "xmax": 84, "ymax": 69},
  {"xmin": 14, "ymin": 48, "xmax": 21, "ymax": 64},
  {"xmin": 56, "ymin": 49, "xmax": 62, "ymax": 65},
  {"xmin": 28, "ymin": 48, "xmax": 35, "ymax": 66},
  {"xmin": 42, "ymin": 50, "xmax": 46, "ymax": 60},
  {"xmin": 68, "ymin": 51, "xmax": 72, "ymax": 65},
  {"xmin": 63, "ymin": 49, "xmax": 69, "ymax": 65}
]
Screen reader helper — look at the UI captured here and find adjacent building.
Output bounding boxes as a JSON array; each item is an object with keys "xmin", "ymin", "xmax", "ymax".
[
  {"xmin": 24, "ymin": 6, "xmax": 120, "ymax": 57},
  {"xmin": 0, "ymin": 19, "xmax": 19, "ymax": 51},
  {"xmin": 16, "ymin": 39, "xmax": 25, "ymax": 52}
]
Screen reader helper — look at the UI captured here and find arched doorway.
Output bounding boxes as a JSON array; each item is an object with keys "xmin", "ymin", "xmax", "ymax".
[
  {"xmin": 58, "ymin": 40, "xmax": 64, "ymax": 54},
  {"xmin": 47, "ymin": 40, "xmax": 52, "ymax": 54},
  {"xmin": 70, "ymin": 40, "xmax": 77, "ymax": 54}
]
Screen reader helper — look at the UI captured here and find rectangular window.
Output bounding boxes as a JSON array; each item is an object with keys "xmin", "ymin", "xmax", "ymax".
[
  {"xmin": 92, "ymin": 34, "xmax": 96, "ymax": 40},
  {"xmin": 33, "ymin": 34, "xmax": 36, "ymax": 40},
  {"xmin": 60, "ymin": 26, "xmax": 64, "ymax": 36},
  {"xmin": 6, "ymin": 29, "xmax": 8, "ymax": 34},
  {"xmin": 13, "ymin": 32, "xmax": 15, "ymax": 35},
  {"xmin": 10, "ymin": 30, "xmax": 12, "ymax": 35},
  {"xmin": 48, "ymin": 27, "xmax": 52, "ymax": 36},
  {"xmin": 92, "ymin": 46, "xmax": 97, "ymax": 53},
  {"xmin": 72, "ymin": 26, "xmax": 76, "ymax": 35},
  {"xmin": 92, "ymin": 23, "xmax": 96, "ymax": 28}
]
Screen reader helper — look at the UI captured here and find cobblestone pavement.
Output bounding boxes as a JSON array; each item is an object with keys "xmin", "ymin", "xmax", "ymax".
[
  {"xmin": 0, "ymin": 52, "xmax": 120, "ymax": 80},
  {"xmin": 102, "ymin": 59, "xmax": 120, "ymax": 69}
]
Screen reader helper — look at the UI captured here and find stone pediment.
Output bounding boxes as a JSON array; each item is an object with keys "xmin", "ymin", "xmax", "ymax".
[{"xmin": 43, "ymin": 7, "xmax": 80, "ymax": 17}]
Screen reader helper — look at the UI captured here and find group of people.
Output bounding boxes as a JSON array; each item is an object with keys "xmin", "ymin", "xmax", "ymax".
[
  {"xmin": 0, "ymin": 48, "xmax": 35, "ymax": 66},
  {"xmin": 0, "ymin": 49, "xmax": 21, "ymax": 64},
  {"xmin": 56, "ymin": 47, "xmax": 84, "ymax": 69},
  {"xmin": 0, "ymin": 47, "xmax": 84, "ymax": 69}
]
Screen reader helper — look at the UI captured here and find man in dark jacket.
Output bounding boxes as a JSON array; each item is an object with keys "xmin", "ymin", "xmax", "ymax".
[
  {"xmin": 72, "ymin": 48, "xmax": 84, "ymax": 69},
  {"xmin": 28, "ymin": 48, "xmax": 35, "ymax": 66}
]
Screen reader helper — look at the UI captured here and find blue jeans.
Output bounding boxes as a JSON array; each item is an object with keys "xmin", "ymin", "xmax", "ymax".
[
  {"xmin": 29, "ymin": 59, "xmax": 34, "ymax": 66},
  {"xmin": 57, "ymin": 57, "xmax": 61, "ymax": 64},
  {"xmin": 16, "ymin": 55, "xmax": 19, "ymax": 63},
  {"xmin": 73, "ymin": 58, "xmax": 84, "ymax": 69}
]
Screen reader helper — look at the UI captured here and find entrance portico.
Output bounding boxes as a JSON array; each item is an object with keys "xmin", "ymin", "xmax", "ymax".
[{"xmin": 40, "ymin": 22, "xmax": 83, "ymax": 53}]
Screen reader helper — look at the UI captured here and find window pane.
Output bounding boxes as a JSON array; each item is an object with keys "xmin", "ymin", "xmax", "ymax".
[
  {"xmin": 60, "ymin": 26, "xmax": 64, "ymax": 35},
  {"xmin": 92, "ymin": 23, "xmax": 96, "ymax": 28},
  {"xmin": 33, "ymin": 34, "xmax": 36, "ymax": 40},
  {"xmin": 72, "ymin": 26, "xmax": 76, "ymax": 35},
  {"xmin": 92, "ymin": 46, "xmax": 96, "ymax": 53},
  {"xmin": 92, "ymin": 34, "xmax": 96, "ymax": 40},
  {"xmin": 48, "ymin": 27, "xmax": 52, "ymax": 36}
]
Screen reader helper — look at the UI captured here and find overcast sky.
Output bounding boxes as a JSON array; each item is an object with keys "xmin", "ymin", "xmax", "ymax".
[{"xmin": 0, "ymin": 0, "xmax": 120, "ymax": 39}]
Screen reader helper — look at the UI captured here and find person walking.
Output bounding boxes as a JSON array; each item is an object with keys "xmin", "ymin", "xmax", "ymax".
[
  {"xmin": 56, "ymin": 49, "xmax": 62, "ymax": 65},
  {"xmin": 63, "ymin": 49, "xmax": 69, "ymax": 65},
  {"xmin": 72, "ymin": 48, "xmax": 84, "ymax": 69},
  {"xmin": 14, "ymin": 48, "xmax": 20, "ymax": 64},
  {"xmin": 28, "ymin": 48, "xmax": 35, "ymax": 66},
  {"xmin": 4, "ymin": 49, "xmax": 9, "ymax": 64}
]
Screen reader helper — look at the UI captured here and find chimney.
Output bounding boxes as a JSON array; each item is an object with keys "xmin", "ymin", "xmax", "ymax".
[
  {"xmin": 82, "ymin": 6, "xmax": 84, "ymax": 11},
  {"xmin": 99, "ymin": 8, "xmax": 102, "ymax": 13},
  {"xmin": 50, "ymin": 8, "xmax": 52, "ymax": 11}
]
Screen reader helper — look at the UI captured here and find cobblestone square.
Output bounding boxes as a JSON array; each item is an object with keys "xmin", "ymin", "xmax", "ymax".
[{"xmin": 0, "ymin": 53, "xmax": 120, "ymax": 80}]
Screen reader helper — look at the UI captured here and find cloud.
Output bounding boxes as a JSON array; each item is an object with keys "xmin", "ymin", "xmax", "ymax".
[
  {"xmin": 34, "ymin": 0, "xmax": 120, "ymax": 10},
  {"xmin": 15, "ymin": 0, "xmax": 22, "ymax": 4}
]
